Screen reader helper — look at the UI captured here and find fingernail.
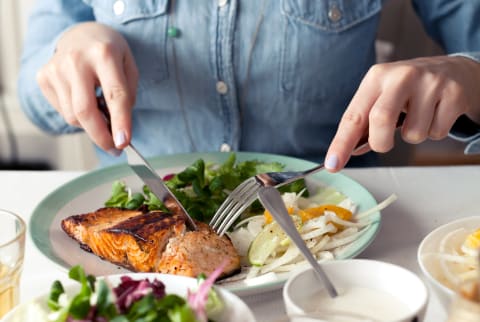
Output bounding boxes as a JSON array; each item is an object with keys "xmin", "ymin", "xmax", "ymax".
[
  {"xmin": 114, "ymin": 131, "xmax": 127, "ymax": 148},
  {"xmin": 108, "ymin": 148, "xmax": 122, "ymax": 157},
  {"xmin": 325, "ymin": 154, "xmax": 339, "ymax": 170}
]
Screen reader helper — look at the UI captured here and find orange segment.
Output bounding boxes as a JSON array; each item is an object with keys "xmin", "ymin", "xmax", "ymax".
[
  {"xmin": 264, "ymin": 204, "xmax": 352, "ymax": 227},
  {"xmin": 264, "ymin": 206, "xmax": 294, "ymax": 224},
  {"xmin": 301, "ymin": 204, "xmax": 352, "ymax": 222}
]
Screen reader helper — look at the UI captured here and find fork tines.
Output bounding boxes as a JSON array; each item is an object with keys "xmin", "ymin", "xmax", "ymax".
[{"xmin": 210, "ymin": 177, "xmax": 260, "ymax": 235}]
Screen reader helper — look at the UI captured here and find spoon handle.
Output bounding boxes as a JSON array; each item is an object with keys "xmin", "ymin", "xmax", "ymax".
[{"xmin": 258, "ymin": 186, "xmax": 338, "ymax": 298}]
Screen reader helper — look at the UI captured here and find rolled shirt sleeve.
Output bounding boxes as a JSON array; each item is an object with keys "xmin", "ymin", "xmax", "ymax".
[
  {"xmin": 17, "ymin": 0, "xmax": 94, "ymax": 135},
  {"xmin": 450, "ymin": 52, "xmax": 480, "ymax": 64}
]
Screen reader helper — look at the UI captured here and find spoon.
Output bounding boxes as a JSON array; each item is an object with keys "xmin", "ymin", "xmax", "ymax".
[{"xmin": 257, "ymin": 186, "xmax": 338, "ymax": 298}]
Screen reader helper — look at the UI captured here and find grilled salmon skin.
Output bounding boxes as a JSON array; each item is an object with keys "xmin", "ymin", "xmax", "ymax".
[{"xmin": 61, "ymin": 207, "xmax": 240, "ymax": 278}]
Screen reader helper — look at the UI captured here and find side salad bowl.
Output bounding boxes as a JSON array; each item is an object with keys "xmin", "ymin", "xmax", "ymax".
[
  {"xmin": 417, "ymin": 216, "xmax": 480, "ymax": 309},
  {"xmin": 1, "ymin": 268, "xmax": 256, "ymax": 322}
]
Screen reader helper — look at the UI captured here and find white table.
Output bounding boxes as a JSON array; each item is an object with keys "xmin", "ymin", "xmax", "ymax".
[{"xmin": 2, "ymin": 166, "xmax": 479, "ymax": 321}]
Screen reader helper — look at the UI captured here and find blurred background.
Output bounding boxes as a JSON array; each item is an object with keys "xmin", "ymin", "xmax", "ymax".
[{"xmin": 1, "ymin": 0, "xmax": 479, "ymax": 171}]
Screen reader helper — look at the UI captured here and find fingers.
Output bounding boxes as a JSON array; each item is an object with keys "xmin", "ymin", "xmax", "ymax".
[
  {"xmin": 325, "ymin": 68, "xmax": 381, "ymax": 171},
  {"xmin": 36, "ymin": 68, "xmax": 60, "ymax": 113},
  {"xmin": 368, "ymin": 87, "xmax": 407, "ymax": 153},
  {"xmin": 326, "ymin": 56, "xmax": 475, "ymax": 173},
  {"xmin": 35, "ymin": 23, "xmax": 138, "ymax": 154},
  {"xmin": 69, "ymin": 62, "xmax": 119, "ymax": 153},
  {"xmin": 95, "ymin": 43, "xmax": 138, "ymax": 150},
  {"xmin": 429, "ymin": 80, "xmax": 465, "ymax": 140},
  {"xmin": 124, "ymin": 47, "xmax": 139, "ymax": 99},
  {"xmin": 400, "ymin": 96, "xmax": 435, "ymax": 145}
]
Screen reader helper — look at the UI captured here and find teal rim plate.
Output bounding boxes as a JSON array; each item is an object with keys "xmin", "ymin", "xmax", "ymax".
[{"xmin": 30, "ymin": 152, "xmax": 381, "ymax": 296}]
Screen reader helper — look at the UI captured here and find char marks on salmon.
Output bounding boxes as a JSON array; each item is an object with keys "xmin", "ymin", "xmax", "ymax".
[{"xmin": 61, "ymin": 207, "xmax": 240, "ymax": 278}]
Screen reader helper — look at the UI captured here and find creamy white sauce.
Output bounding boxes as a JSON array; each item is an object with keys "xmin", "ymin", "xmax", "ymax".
[{"xmin": 302, "ymin": 286, "xmax": 411, "ymax": 321}]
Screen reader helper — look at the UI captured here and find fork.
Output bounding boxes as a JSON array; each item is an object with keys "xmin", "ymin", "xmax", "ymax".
[{"xmin": 210, "ymin": 114, "xmax": 405, "ymax": 235}]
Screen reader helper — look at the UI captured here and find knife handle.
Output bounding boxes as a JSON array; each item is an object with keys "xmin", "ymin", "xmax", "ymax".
[{"xmin": 96, "ymin": 94, "xmax": 113, "ymax": 135}]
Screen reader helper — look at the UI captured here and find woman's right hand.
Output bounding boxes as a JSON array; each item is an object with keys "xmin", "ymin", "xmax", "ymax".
[{"xmin": 36, "ymin": 22, "xmax": 139, "ymax": 155}]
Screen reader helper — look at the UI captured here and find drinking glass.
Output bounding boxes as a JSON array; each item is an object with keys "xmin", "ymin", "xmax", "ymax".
[{"xmin": 0, "ymin": 209, "xmax": 26, "ymax": 318}]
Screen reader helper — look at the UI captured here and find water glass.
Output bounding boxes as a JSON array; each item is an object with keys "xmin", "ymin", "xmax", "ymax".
[{"xmin": 0, "ymin": 209, "xmax": 26, "ymax": 318}]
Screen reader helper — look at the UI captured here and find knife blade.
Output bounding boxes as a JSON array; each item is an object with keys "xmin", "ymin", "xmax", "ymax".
[
  {"xmin": 124, "ymin": 144, "xmax": 198, "ymax": 231},
  {"xmin": 97, "ymin": 94, "xmax": 197, "ymax": 231}
]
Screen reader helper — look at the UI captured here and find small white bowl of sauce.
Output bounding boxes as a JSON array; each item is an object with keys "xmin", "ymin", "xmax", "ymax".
[{"xmin": 283, "ymin": 259, "xmax": 428, "ymax": 322}]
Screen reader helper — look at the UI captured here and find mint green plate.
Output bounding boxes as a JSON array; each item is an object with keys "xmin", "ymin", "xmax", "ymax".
[{"xmin": 30, "ymin": 152, "xmax": 380, "ymax": 296}]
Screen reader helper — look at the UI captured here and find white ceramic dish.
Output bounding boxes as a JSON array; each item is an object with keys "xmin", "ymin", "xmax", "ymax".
[
  {"xmin": 1, "ymin": 273, "xmax": 255, "ymax": 322},
  {"xmin": 29, "ymin": 152, "xmax": 382, "ymax": 296},
  {"xmin": 283, "ymin": 259, "xmax": 428, "ymax": 322},
  {"xmin": 417, "ymin": 216, "xmax": 480, "ymax": 309}
]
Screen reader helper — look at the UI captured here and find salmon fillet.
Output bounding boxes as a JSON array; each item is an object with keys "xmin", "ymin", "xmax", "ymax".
[
  {"xmin": 157, "ymin": 221, "xmax": 241, "ymax": 278},
  {"xmin": 61, "ymin": 207, "xmax": 240, "ymax": 278}
]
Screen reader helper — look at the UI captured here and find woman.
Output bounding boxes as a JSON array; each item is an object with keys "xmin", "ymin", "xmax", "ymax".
[{"xmin": 17, "ymin": 0, "xmax": 480, "ymax": 170}]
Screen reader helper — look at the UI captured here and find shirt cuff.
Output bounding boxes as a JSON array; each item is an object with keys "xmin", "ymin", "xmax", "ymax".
[
  {"xmin": 449, "ymin": 52, "xmax": 480, "ymax": 64},
  {"xmin": 447, "ymin": 52, "xmax": 480, "ymax": 154},
  {"xmin": 448, "ymin": 115, "xmax": 480, "ymax": 154}
]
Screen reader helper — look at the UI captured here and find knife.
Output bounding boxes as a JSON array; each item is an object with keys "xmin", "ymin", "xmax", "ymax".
[{"xmin": 97, "ymin": 95, "xmax": 198, "ymax": 231}]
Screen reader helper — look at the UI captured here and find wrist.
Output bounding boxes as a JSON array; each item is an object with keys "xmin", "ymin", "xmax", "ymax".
[{"xmin": 449, "ymin": 55, "xmax": 480, "ymax": 124}]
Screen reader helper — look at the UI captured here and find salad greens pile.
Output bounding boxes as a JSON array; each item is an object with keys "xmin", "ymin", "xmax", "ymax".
[
  {"xmin": 47, "ymin": 265, "xmax": 224, "ymax": 322},
  {"xmin": 104, "ymin": 153, "xmax": 307, "ymax": 223}
]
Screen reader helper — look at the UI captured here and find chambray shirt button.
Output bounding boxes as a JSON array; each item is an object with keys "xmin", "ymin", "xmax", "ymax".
[
  {"xmin": 168, "ymin": 27, "xmax": 180, "ymax": 38},
  {"xmin": 328, "ymin": 6, "xmax": 342, "ymax": 22},
  {"xmin": 113, "ymin": 0, "xmax": 125, "ymax": 15},
  {"xmin": 218, "ymin": 0, "xmax": 228, "ymax": 7},
  {"xmin": 220, "ymin": 143, "xmax": 231, "ymax": 152},
  {"xmin": 216, "ymin": 81, "xmax": 228, "ymax": 94}
]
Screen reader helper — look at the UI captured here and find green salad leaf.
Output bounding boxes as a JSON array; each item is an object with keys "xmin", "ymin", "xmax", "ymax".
[
  {"xmin": 104, "ymin": 153, "xmax": 308, "ymax": 225},
  {"xmin": 104, "ymin": 181, "xmax": 130, "ymax": 208},
  {"xmin": 47, "ymin": 265, "xmax": 219, "ymax": 322},
  {"xmin": 47, "ymin": 280, "xmax": 64, "ymax": 311}
]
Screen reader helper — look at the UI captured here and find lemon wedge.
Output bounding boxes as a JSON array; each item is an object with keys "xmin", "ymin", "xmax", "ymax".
[{"xmin": 248, "ymin": 216, "xmax": 302, "ymax": 266}]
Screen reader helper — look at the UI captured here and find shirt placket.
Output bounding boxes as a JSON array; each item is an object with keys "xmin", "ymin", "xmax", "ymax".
[{"xmin": 211, "ymin": 0, "xmax": 240, "ymax": 152}]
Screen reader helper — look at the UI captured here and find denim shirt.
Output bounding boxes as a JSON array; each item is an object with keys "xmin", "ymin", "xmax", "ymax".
[{"xmin": 18, "ymin": 0, "xmax": 480, "ymax": 167}]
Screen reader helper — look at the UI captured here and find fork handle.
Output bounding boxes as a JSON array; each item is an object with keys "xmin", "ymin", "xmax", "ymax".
[
  {"xmin": 259, "ymin": 113, "xmax": 406, "ymax": 187},
  {"xmin": 97, "ymin": 94, "xmax": 113, "ymax": 134}
]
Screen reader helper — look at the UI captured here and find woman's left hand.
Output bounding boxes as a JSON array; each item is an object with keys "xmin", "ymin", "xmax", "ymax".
[{"xmin": 325, "ymin": 55, "xmax": 480, "ymax": 172}]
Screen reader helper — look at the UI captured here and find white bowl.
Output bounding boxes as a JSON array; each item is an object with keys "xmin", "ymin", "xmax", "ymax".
[
  {"xmin": 283, "ymin": 259, "xmax": 428, "ymax": 322},
  {"xmin": 417, "ymin": 216, "xmax": 480, "ymax": 309},
  {"xmin": 1, "ymin": 273, "xmax": 256, "ymax": 322}
]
